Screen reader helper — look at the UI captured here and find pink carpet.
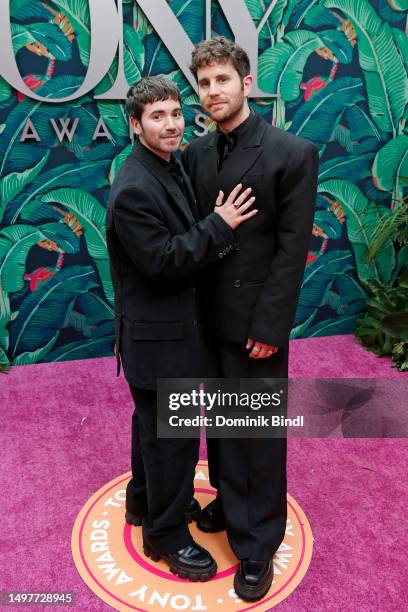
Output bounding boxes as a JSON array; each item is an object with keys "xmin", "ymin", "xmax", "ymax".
[{"xmin": 1, "ymin": 334, "xmax": 407, "ymax": 611}]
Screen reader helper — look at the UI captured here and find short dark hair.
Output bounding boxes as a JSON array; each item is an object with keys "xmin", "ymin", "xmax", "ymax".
[
  {"xmin": 126, "ymin": 76, "xmax": 181, "ymax": 120},
  {"xmin": 190, "ymin": 37, "xmax": 250, "ymax": 81}
]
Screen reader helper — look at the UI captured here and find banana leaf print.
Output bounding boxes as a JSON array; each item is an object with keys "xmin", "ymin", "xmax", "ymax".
[
  {"xmin": 259, "ymin": 30, "xmax": 324, "ymax": 100},
  {"xmin": 318, "ymin": 153, "xmax": 372, "ymax": 182},
  {"xmin": 0, "ymin": 77, "xmax": 86, "ymax": 175},
  {"xmin": 0, "ymin": 153, "xmax": 49, "ymax": 223},
  {"xmin": 144, "ymin": 0, "xmax": 205, "ymax": 75},
  {"xmin": 7, "ymin": 158, "xmax": 111, "ymax": 224},
  {"xmin": 378, "ymin": 0, "xmax": 407, "ymax": 25},
  {"xmin": 0, "ymin": 78, "xmax": 12, "ymax": 106},
  {"xmin": 11, "ymin": 22, "xmax": 73, "ymax": 60},
  {"xmin": 372, "ymin": 135, "xmax": 408, "ymax": 201},
  {"xmin": 109, "ymin": 144, "xmax": 132, "ymax": 185},
  {"xmin": 294, "ymin": 250, "xmax": 354, "ymax": 326},
  {"xmin": 76, "ymin": 291, "xmax": 114, "ymax": 325},
  {"xmin": 49, "ymin": 0, "xmax": 91, "ymax": 66},
  {"xmin": 40, "ymin": 189, "xmax": 114, "ymax": 304},
  {"xmin": 8, "ymin": 266, "xmax": 98, "ymax": 364},
  {"xmin": 318, "ymin": 179, "xmax": 396, "ymax": 283},
  {"xmin": 0, "ymin": 224, "xmax": 51, "ymax": 320},
  {"xmin": 323, "ymin": 0, "xmax": 408, "ymax": 136},
  {"xmin": 289, "ymin": 77, "xmax": 365, "ymax": 148},
  {"xmin": 46, "ymin": 332, "xmax": 115, "ymax": 363}
]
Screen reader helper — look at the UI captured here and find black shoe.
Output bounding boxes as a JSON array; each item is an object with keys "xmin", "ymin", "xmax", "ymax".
[
  {"xmin": 125, "ymin": 497, "xmax": 201, "ymax": 527},
  {"xmin": 143, "ymin": 539, "xmax": 217, "ymax": 582},
  {"xmin": 197, "ymin": 498, "xmax": 226, "ymax": 533},
  {"xmin": 234, "ymin": 560, "xmax": 273, "ymax": 602}
]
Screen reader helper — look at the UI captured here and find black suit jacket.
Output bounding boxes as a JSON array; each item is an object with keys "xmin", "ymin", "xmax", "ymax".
[
  {"xmin": 106, "ymin": 139, "xmax": 236, "ymax": 389},
  {"xmin": 182, "ymin": 112, "xmax": 319, "ymax": 347}
]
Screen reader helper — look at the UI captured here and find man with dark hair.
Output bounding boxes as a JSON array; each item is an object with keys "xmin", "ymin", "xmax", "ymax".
[
  {"xmin": 106, "ymin": 75, "xmax": 256, "ymax": 581},
  {"xmin": 183, "ymin": 37, "xmax": 319, "ymax": 600}
]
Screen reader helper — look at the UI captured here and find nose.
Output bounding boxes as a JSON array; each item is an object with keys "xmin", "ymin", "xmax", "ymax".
[
  {"xmin": 209, "ymin": 80, "xmax": 220, "ymax": 96},
  {"xmin": 164, "ymin": 115, "xmax": 177, "ymax": 130}
]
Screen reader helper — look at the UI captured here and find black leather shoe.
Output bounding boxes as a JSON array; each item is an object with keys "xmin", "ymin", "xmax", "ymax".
[
  {"xmin": 143, "ymin": 539, "xmax": 217, "ymax": 582},
  {"xmin": 197, "ymin": 498, "xmax": 226, "ymax": 533},
  {"xmin": 234, "ymin": 560, "xmax": 273, "ymax": 602},
  {"xmin": 125, "ymin": 497, "xmax": 201, "ymax": 527}
]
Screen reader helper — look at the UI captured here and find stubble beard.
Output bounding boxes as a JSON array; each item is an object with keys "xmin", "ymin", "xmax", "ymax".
[{"xmin": 208, "ymin": 89, "xmax": 246, "ymax": 130}]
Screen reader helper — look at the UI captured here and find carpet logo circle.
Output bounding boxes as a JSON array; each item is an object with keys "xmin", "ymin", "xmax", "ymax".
[{"xmin": 72, "ymin": 462, "xmax": 313, "ymax": 611}]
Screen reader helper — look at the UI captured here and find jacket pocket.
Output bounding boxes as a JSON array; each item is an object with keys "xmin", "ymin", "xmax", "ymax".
[{"xmin": 133, "ymin": 321, "xmax": 183, "ymax": 341}]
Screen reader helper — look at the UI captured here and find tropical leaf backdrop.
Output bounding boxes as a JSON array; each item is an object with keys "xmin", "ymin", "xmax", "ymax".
[{"xmin": 0, "ymin": 0, "xmax": 407, "ymax": 366}]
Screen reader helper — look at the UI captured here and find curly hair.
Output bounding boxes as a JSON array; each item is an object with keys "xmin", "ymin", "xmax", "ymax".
[{"xmin": 190, "ymin": 36, "xmax": 251, "ymax": 81}]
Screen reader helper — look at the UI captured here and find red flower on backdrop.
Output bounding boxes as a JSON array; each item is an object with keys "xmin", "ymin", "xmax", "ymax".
[{"xmin": 24, "ymin": 267, "xmax": 55, "ymax": 292}]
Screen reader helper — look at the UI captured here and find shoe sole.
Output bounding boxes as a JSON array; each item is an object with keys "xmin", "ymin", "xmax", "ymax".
[
  {"xmin": 126, "ymin": 506, "xmax": 201, "ymax": 527},
  {"xmin": 143, "ymin": 544, "xmax": 217, "ymax": 582},
  {"xmin": 233, "ymin": 572, "xmax": 273, "ymax": 602}
]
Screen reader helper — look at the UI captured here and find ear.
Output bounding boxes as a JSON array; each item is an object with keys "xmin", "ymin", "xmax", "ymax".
[
  {"xmin": 130, "ymin": 116, "xmax": 141, "ymax": 136},
  {"xmin": 243, "ymin": 74, "xmax": 253, "ymax": 97}
]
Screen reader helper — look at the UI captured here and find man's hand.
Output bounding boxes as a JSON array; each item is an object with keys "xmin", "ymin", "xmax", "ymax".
[
  {"xmin": 246, "ymin": 338, "xmax": 279, "ymax": 359},
  {"xmin": 214, "ymin": 184, "xmax": 257, "ymax": 230}
]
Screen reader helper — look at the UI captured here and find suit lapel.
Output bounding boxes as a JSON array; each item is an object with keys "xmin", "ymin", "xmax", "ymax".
[
  {"xmin": 201, "ymin": 113, "xmax": 268, "ymax": 205},
  {"xmin": 130, "ymin": 140, "xmax": 196, "ymax": 228},
  {"xmin": 201, "ymin": 132, "xmax": 219, "ymax": 206}
]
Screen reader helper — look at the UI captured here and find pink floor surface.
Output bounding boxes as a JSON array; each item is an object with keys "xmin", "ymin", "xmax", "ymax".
[{"xmin": 1, "ymin": 334, "xmax": 407, "ymax": 611}]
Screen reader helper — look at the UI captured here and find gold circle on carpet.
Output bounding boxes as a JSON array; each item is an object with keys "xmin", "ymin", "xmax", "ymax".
[{"xmin": 72, "ymin": 462, "xmax": 313, "ymax": 611}]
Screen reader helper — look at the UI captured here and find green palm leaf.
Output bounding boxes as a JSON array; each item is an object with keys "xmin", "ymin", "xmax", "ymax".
[
  {"xmin": 319, "ymin": 154, "xmax": 372, "ymax": 182},
  {"xmin": 323, "ymin": 0, "xmax": 408, "ymax": 135},
  {"xmin": 372, "ymin": 136, "xmax": 408, "ymax": 197},
  {"xmin": 51, "ymin": 0, "xmax": 91, "ymax": 65},
  {"xmin": 259, "ymin": 30, "xmax": 322, "ymax": 100},
  {"xmin": 318, "ymin": 179, "xmax": 396, "ymax": 283},
  {"xmin": 9, "ymin": 158, "xmax": 110, "ymax": 224},
  {"xmin": 306, "ymin": 313, "xmax": 361, "ymax": 336},
  {"xmin": 0, "ymin": 225, "xmax": 47, "ymax": 320},
  {"xmin": 294, "ymin": 250, "xmax": 354, "ymax": 326},
  {"xmin": 320, "ymin": 29, "xmax": 354, "ymax": 64},
  {"xmin": 0, "ymin": 154, "xmax": 49, "ymax": 224},
  {"xmin": 10, "ymin": 23, "xmax": 35, "ymax": 52},
  {"xmin": 109, "ymin": 145, "xmax": 132, "ymax": 185},
  {"xmin": 12, "ymin": 22, "xmax": 73, "ymax": 60},
  {"xmin": 46, "ymin": 334, "xmax": 114, "ymax": 362},
  {"xmin": 0, "ymin": 78, "xmax": 11, "ymax": 104},
  {"xmin": 289, "ymin": 77, "xmax": 365, "ymax": 147},
  {"xmin": 40, "ymin": 189, "xmax": 113, "ymax": 304},
  {"xmin": 123, "ymin": 24, "xmax": 144, "ymax": 84},
  {"xmin": 392, "ymin": 27, "xmax": 408, "ymax": 72},
  {"xmin": 9, "ymin": 265, "xmax": 98, "ymax": 361},
  {"xmin": 13, "ymin": 335, "xmax": 60, "ymax": 366}
]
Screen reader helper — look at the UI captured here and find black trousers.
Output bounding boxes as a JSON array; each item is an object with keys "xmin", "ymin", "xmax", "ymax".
[
  {"xmin": 125, "ymin": 386, "xmax": 198, "ymax": 553},
  {"xmin": 207, "ymin": 339, "xmax": 288, "ymax": 561}
]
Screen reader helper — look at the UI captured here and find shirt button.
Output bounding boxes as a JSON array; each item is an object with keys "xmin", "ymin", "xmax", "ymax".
[{"xmin": 234, "ymin": 279, "xmax": 241, "ymax": 288}]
